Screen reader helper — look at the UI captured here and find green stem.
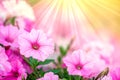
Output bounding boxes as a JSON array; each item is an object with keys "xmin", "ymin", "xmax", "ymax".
[
  {"xmin": 69, "ymin": 76, "xmax": 72, "ymax": 80},
  {"xmin": 23, "ymin": 56, "xmax": 34, "ymax": 71}
]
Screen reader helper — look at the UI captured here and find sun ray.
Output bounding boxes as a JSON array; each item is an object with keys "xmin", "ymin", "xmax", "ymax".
[{"xmin": 33, "ymin": 0, "xmax": 120, "ymax": 42}]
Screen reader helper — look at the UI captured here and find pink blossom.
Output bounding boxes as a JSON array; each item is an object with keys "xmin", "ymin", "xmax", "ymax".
[
  {"xmin": 0, "ymin": 0, "xmax": 35, "ymax": 30},
  {"xmin": 15, "ymin": 17, "xmax": 34, "ymax": 32},
  {"xmin": 83, "ymin": 41, "xmax": 113, "ymax": 57},
  {"xmin": 0, "ymin": 0, "xmax": 35, "ymax": 31},
  {"xmin": 1, "ymin": 60, "xmax": 27, "ymax": 80},
  {"xmin": 6, "ymin": 49, "xmax": 33, "ymax": 74},
  {"xmin": 37, "ymin": 72, "xmax": 59, "ymax": 80},
  {"xmin": 110, "ymin": 37, "xmax": 120, "ymax": 68},
  {"xmin": 0, "ymin": 25, "xmax": 21, "ymax": 49},
  {"xmin": 6, "ymin": 49, "xmax": 22, "ymax": 61},
  {"xmin": 110, "ymin": 67, "xmax": 120, "ymax": 80},
  {"xmin": 0, "ymin": 46, "xmax": 11, "ymax": 76},
  {"xmin": 63, "ymin": 49, "xmax": 106, "ymax": 78},
  {"xmin": 0, "ymin": 0, "xmax": 35, "ymax": 21},
  {"xmin": 18, "ymin": 29, "xmax": 54, "ymax": 61},
  {"xmin": 82, "ymin": 41, "xmax": 114, "ymax": 64}
]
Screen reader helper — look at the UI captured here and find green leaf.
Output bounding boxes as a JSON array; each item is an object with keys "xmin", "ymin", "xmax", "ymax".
[
  {"xmin": 26, "ymin": 68, "xmax": 45, "ymax": 80},
  {"xmin": 47, "ymin": 69, "xmax": 61, "ymax": 74},
  {"xmin": 74, "ymin": 76, "xmax": 83, "ymax": 80},
  {"xmin": 57, "ymin": 56, "xmax": 62, "ymax": 64},
  {"xmin": 59, "ymin": 46, "xmax": 67, "ymax": 56},
  {"xmin": 26, "ymin": 73, "xmax": 36, "ymax": 80},
  {"xmin": 38, "ymin": 59, "xmax": 54, "ymax": 65},
  {"xmin": 28, "ymin": 57, "xmax": 39, "ymax": 69},
  {"xmin": 37, "ymin": 68, "xmax": 45, "ymax": 77},
  {"xmin": 60, "ymin": 78, "xmax": 67, "ymax": 80},
  {"xmin": 10, "ymin": 17, "xmax": 16, "ymax": 25},
  {"xmin": 4, "ymin": 17, "xmax": 16, "ymax": 26}
]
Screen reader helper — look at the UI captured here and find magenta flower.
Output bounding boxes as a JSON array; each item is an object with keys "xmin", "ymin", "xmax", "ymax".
[
  {"xmin": 15, "ymin": 17, "xmax": 34, "ymax": 32},
  {"xmin": 0, "ymin": 46, "xmax": 11, "ymax": 76},
  {"xmin": 37, "ymin": 72, "xmax": 59, "ymax": 80},
  {"xmin": 6, "ymin": 49, "xmax": 33, "ymax": 74},
  {"xmin": 18, "ymin": 29, "xmax": 54, "ymax": 61},
  {"xmin": 0, "ymin": 25, "xmax": 21, "ymax": 49},
  {"xmin": 110, "ymin": 67, "xmax": 120, "ymax": 80},
  {"xmin": 1, "ymin": 59, "xmax": 27, "ymax": 80},
  {"xmin": 63, "ymin": 49, "xmax": 106, "ymax": 78}
]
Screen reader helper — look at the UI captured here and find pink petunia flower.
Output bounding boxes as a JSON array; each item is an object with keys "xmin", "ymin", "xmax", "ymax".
[
  {"xmin": 82, "ymin": 41, "xmax": 114, "ymax": 64},
  {"xmin": 37, "ymin": 72, "xmax": 59, "ymax": 80},
  {"xmin": 0, "ymin": 25, "xmax": 21, "ymax": 49},
  {"xmin": 15, "ymin": 17, "xmax": 34, "ymax": 32},
  {"xmin": 83, "ymin": 41, "xmax": 113, "ymax": 56},
  {"xmin": 0, "ymin": 0, "xmax": 35, "ymax": 31},
  {"xmin": 6, "ymin": 49, "xmax": 33, "ymax": 74},
  {"xmin": 0, "ymin": 46, "xmax": 11, "ymax": 76},
  {"xmin": 1, "ymin": 59, "xmax": 27, "ymax": 80},
  {"xmin": 63, "ymin": 49, "xmax": 106, "ymax": 78},
  {"xmin": 18, "ymin": 29, "xmax": 54, "ymax": 61}
]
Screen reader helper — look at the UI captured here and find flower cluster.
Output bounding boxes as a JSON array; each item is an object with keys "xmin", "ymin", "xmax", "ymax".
[
  {"xmin": 0, "ymin": 0, "xmax": 120, "ymax": 80},
  {"xmin": 0, "ymin": 20, "xmax": 54, "ymax": 80}
]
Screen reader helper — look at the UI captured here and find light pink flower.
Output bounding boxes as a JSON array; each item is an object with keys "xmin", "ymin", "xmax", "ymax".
[
  {"xmin": 82, "ymin": 41, "xmax": 114, "ymax": 64},
  {"xmin": 15, "ymin": 17, "xmax": 34, "ymax": 32},
  {"xmin": 37, "ymin": 72, "xmax": 59, "ymax": 80},
  {"xmin": 0, "ymin": 25, "xmax": 21, "ymax": 49},
  {"xmin": 0, "ymin": 46, "xmax": 11, "ymax": 76},
  {"xmin": 0, "ymin": 0, "xmax": 35, "ymax": 31},
  {"xmin": 0, "ymin": 0, "xmax": 35, "ymax": 21},
  {"xmin": 18, "ymin": 29, "xmax": 54, "ymax": 61},
  {"xmin": 83, "ymin": 41, "xmax": 113, "ymax": 57},
  {"xmin": 63, "ymin": 49, "xmax": 106, "ymax": 78}
]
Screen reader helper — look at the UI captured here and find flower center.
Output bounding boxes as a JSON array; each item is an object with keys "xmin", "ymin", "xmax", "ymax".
[
  {"xmin": 5, "ymin": 37, "xmax": 13, "ymax": 43},
  {"xmin": 76, "ymin": 64, "xmax": 82, "ymax": 70},
  {"xmin": 13, "ymin": 71, "xmax": 19, "ymax": 77},
  {"xmin": 32, "ymin": 43, "xmax": 40, "ymax": 50}
]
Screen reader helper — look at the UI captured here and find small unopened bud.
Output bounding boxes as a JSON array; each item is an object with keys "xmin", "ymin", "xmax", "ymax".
[{"xmin": 95, "ymin": 67, "xmax": 109, "ymax": 80}]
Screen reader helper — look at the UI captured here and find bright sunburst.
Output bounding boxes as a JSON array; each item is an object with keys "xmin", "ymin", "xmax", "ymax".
[{"xmin": 33, "ymin": 0, "xmax": 120, "ymax": 43}]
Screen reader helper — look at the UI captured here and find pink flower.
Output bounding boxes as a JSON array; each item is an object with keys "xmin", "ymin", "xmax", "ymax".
[
  {"xmin": 1, "ymin": 60, "xmax": 27, "ymax": 80},
  {"xmin": 0, "ymin": 0, "xmax": 35, "ymax": 31},
  {"xmin": 0, "ymin": 25, "xmax": 21, "ymax": 49},
  {"xmin": 83, "ymin": 41, "xmax": 113, "ymax": 57},
  {"xmin": 18, "ymin": 29, "xmax": 54, "ymax": 61},
  {"xmin": 37, "ymin": 72, "xmax": 59, "ymax": 80},
  {"xmin": 82, "ymin": 41, "xmax": 114, "ymax": 64},
  {"xmin": 110, "ymin": 67, "xmax": 120, "ymax": 80},
  {"xmin": 15, "ymin": 17, "xmax": 34, "ymax": 32},
  {"xmin": 0, "ymin": 46, "xmax": 11, "ymax": 76},
  {"xmin": 6, "ymin": 49, "xmax": 33, "ymax": 74},
  {"xmin": 63, "ymin": 49, "xmax": 106, "ymax": 78}
]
